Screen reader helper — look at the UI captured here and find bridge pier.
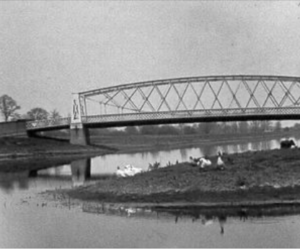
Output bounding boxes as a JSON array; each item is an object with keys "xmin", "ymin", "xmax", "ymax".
[
  {"xmin": 70, "ymin": 124, "xmax": 90, "ymax": 145},
  {"xmin": 70, "ymin": 93, "xmax": 90, "ymax": 145}
]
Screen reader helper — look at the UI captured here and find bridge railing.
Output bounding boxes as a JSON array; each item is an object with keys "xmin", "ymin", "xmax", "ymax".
[
  {"xmin": 26, "ymin": 117, "xmax": 71, "ymax": 130},
  {"xmin": 83, "ymin": 107, "xmax": 300, "ymax": 124},
  {"xmin": 25, "ymin": 107, "xmax": 300, "ymax": 130}
]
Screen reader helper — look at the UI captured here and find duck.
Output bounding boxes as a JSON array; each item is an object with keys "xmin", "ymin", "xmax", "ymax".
[
  {"xmin": 189, "ymin": 156, "xmax": 200, "ymax": 166},
  {"xmin": 217, "ymin": 151, "xmax": 225, "ymax": 170}
]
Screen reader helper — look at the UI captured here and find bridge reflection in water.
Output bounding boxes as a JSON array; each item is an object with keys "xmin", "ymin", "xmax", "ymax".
[
  {"xmin": 0, "ymin": 158, "xmax": 95, "ymax": 193},
  {"xmin": 71, "ymin": 158, "xmax": 91, "ymax": 187}
]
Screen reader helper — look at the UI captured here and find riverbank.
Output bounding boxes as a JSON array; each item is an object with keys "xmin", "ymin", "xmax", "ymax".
[
  {"xmin": 0, "ymin": 137, "xmax": 112, "ymax": 161},
  {"xmin": 90, "ymin": 131, "xmax": 299, "ymax": 154},
  {"xmin": 64, "ymin": 148, "xmax": 300, "ymax": 206}
]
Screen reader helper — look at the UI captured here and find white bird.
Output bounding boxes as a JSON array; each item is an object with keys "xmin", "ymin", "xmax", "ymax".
[
  {"xmin": 131, "ymin": 166, "xmax": 143, "ymax": 175},
  {"xmin": 116, "ymin": 166, "xmax": 126, "ymax": 177},
  {"xmin": 217, "ymin": 151, "xmax": 225, "ymax": 170},
  {"xmin": 123, "ymin": 164, "xmax": 143, "ymax": 176},
  {"xmin": 198, "ymin": 158, "xmax": 212, "ymax": 168},
  {"xmin": 189, "ymin": 156, "xmax": 199, "ymax": 166},
  {"xmin": 123, "ymin": 165, "xmax": 135, "ymax": 177}
]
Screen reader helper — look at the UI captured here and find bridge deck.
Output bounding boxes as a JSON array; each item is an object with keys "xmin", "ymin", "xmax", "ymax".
[{"xmin": 26, "ymin": 107, "xmax": 300, "ymax": 131}]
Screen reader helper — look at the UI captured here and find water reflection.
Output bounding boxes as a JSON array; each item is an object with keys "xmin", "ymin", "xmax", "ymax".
[
  {"xmin": 71, "ymin": 158, "xmax": 91, "ymax": 187},
  {"xmin": 0, "ymin": 171, "xmax": 30, "ymax": 193},
  {"xmin": 80, "ymin": 202, "xmax": 300, "ymax": 235}
]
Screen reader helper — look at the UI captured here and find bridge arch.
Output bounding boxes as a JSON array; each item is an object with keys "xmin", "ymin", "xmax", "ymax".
[
  {"xmin": 26, "ymin": 75, "xmax": 300, "ymax": 144},
  {"xmin": 78, "ymin": 75, "xmax": 300, "ymax": 126}
]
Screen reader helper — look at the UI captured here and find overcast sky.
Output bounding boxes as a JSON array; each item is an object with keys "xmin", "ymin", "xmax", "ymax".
[{"xmin": 1, "ymin": 1, "xmax": 300, "ymax": 120}]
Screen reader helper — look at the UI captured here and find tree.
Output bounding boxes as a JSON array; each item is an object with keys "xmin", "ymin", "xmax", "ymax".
[
  {"xmin": 10, "ymin": 113, "xmax": 21, "ymax": 121},
  {"xmin": 49, "ymin": 109, "xmax": 61, "ymax": 120},
  {"xmin": 230, "ymin": 122, "xmax": 239, "ymax": 134},
  {"xmin": 250, "ymin": 121, "xmax": 261, "ymax": 133},
  {"xmin": 158, "ymin": 125, "xmax": 180, "ymax": 135},
  {"xmin": 0, "ymin": 95, "xmax": 21, "ymax": 121},
  {"xmin": 27, "ymin": 107, "xmax": 49, "ymax": 120},
  {"xmin": 219, "ymin": 122, "xmax": 231, "ymax": 134},
  {"xmin": 274, "ymin": 121, "xmax": 281, "ymax": 132},
  {"xmin": 260, "ymin": 120, "xmax": 272, "ymax": 132},
  {"xmin": 238, "ymin": 121, "xmax": 249, "ymax": 134},
  {"xmin": 125, "ymin": 126, "xmax": 139, "ymax": 135},
  {"xmin": 140, "ymin": 125, "xmax": 159, "ymax": 135},
  {"xmin": 197, "ymin": 123, "xmax": 215, "ymax": 135},
  {"xmin": 183, "ymin": 125, "xmax": 197, "ymax": 135}
]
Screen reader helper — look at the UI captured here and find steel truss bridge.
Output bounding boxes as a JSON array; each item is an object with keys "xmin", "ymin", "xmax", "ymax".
[{"xmin": 26, "ymin": 75, "xmax": 300, "ymax": 132}]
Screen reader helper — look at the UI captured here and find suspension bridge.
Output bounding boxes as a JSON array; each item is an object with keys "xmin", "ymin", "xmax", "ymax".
[{"xmin": 25, "ymin": 75, "xmax": 300, "ymax": 144}]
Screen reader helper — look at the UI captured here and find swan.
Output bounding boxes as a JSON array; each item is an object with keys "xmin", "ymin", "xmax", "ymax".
[
  {"xmin": 198, "ymin": 157, "xmax": 212, "ymax": 169},
  {"xmin": 116, "ymin": 166, "xmax": 127, "ymax": 177},
  {"xmin": 123, "ymin": 165, "xmax": 135, "ymax": 176},
  {"xmin": 128, "ymin": 165, "xmax": 143, "ymax": 175},
  {"xmin": 122, "ymin": 165, "xmax": 143, "ymax": 176}
]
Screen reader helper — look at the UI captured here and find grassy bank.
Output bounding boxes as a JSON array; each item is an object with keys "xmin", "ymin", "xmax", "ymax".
[{"xmin": 65, "ymin": 148, "xmax": 300, "ymax": 205}]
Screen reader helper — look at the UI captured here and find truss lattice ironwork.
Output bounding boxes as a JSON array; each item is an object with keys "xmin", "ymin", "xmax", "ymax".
[{"xmin": 27, "ymin": 75, "xmax": 300, "ymax": 130}]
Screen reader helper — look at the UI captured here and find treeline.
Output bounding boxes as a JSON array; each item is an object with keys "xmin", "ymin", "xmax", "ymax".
[
  {"xmin": 90, "ymin": 121, "xmax": 290, "ymax": 136},
  {"xmin": 0, "ymin": 94, "xmax": 62, "ymax": 122}
]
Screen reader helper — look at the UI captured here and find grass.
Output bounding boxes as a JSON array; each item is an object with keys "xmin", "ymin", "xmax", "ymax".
[{"xmin": 63, "ymin": 147, "xmax": 300, "ymax": 204}]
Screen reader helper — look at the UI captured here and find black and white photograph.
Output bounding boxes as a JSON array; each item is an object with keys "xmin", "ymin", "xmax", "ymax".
[{"xmin": 1, "ymin": 1, "xmax": 300, "ymax": 248}]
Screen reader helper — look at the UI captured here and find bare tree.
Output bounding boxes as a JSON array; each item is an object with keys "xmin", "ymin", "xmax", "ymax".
[
  {"xmin": 0, "ymin": 95, "xmax": 21, "ymax": 121},
  {"xmin": 10, "ymin": 113, "xmax": 22, "ymax": 121},
  {"xmin": 49, "ymin": 109, "xmax": 61, "ymax": 120}
]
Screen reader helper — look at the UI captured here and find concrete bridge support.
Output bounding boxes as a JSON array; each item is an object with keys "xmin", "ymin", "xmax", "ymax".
[
  {"xmin": 70, "ymin": 124, "xmax": 90, "ymax": 145},
  {"xmin": 70, "ymin": 93, "xmax": 90, "ymax": 145}
]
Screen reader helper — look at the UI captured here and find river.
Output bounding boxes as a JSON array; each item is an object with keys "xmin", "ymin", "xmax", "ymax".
[{"xmin": 1, "ymin": 137, "xmax": 300, "ymax": 248}]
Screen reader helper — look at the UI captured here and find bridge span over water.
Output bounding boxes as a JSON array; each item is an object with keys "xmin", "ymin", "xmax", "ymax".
[{"xmin": 26, "ymin": 75, "xmax": 300, "ymax": 144}]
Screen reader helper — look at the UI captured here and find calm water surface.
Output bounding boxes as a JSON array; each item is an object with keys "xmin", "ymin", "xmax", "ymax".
[{"xmin": 1, "ymin": 137, "xmax": 300, "ymax": 248}]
